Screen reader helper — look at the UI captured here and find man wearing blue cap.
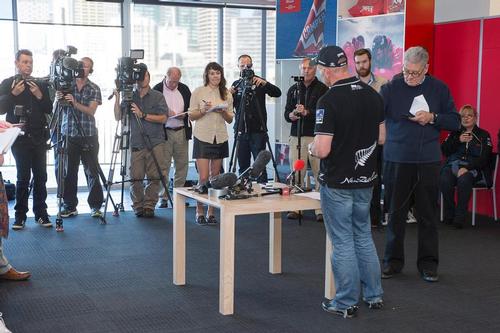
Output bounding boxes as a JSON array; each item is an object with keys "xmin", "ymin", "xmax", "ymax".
[{"xmin": 309, "ymin": 45, "xmax": 386, "ymax": 318}]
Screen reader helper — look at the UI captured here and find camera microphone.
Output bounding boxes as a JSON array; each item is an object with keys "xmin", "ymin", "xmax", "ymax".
[
  {"xmin": 62, "ymin": 57, "xmax": 79, "ymax": 71},
  {"xmin": 209, "ymin": 173, "xmax": 238, "ymax": 189},
  {"xmin": 249, "ymin": 150, "xmax": 272, "ymax": 179}
]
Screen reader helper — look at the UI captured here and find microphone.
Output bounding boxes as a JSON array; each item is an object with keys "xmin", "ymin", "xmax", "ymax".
[
  {"xmin": 238, "ymin": 150, "xmax": 272, "ymax": 181},
  {"xmin": 62, "ymin": 57, "xmax": 79, "ymax": 71},
  {"xmin": 286, "ymin": 159, "xmax": 306, "ymax": 183},
  {"xmin": 209, "ymin": 173, "xmax": 238, "ymax": 189}
]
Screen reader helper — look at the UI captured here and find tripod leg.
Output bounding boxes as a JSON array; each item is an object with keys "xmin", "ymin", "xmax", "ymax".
[
  {"xmin": 103, "ymin": 122, "xmax": 123, "ymax": 219},
  {"xmin": 264, "ymin": 136, "xmax": 282, "ymax": 183}
]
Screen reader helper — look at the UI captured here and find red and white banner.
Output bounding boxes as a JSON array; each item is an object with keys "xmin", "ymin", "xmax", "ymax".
[
  {"xmin": 280, "ymin": 0, "xmax": 301, "ymax": 14},
  {"xmin": 293, "ymin": 0, "xmax": 326, "ymax": 57}
]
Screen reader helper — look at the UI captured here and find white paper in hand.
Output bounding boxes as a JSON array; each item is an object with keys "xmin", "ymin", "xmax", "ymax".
[
  {"xmin": 409, "ymin": 94, "xmax": 430, "ymax": 116},
  {"xmin": 0, "ymin": 127, "xmax": 23, "ymax": 154},
  {"xmin": 207, "ymin": 103, "xmax": 228, "ymax": 113}
]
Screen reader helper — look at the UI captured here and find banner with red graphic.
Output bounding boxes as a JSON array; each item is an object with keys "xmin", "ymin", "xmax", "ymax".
[
  {"xmin": 276, "ymin": 0, "xmax": 337, "ymax": 59},
  {"xmin": 280, "ymin": 0, "xmax": 301, "ymax": 13}
]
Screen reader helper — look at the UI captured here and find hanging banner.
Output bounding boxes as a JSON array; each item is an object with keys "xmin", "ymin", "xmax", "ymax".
[{"xmin": 276, "ymin": 0, "xmax": 337, "ymax": 59}]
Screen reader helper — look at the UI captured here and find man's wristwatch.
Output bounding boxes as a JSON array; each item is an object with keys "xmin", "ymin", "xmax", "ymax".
[
  {"xmin": 431, "ymin": 112, "xmax": 437, "ymax": 124},
  {"xmin": 142, "ymin": 112, "xmax": 147, "ymax": 119}
]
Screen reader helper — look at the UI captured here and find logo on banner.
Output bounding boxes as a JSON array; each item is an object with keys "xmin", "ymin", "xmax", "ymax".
[
  {"xmin": 293, "ymin": 0, "xmax": 326, "ymax": 57},
  {"xmin": 280, "ymin": 0, "xmax": 301, "ymax": 13}
]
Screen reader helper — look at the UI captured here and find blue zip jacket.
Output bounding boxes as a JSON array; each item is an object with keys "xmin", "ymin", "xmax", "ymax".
[{"xmin": 381, "ymin": 75, "xmax": 460, "ymax": 163}]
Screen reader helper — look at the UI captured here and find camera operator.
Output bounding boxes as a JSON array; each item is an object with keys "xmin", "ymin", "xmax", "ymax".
[
  {"xmin": 55, "ymin": 57, "xmax": 104, "ymax": 219},
  {"xmin": 0, "ymin": 49, "xmax": 52, "ymax": 230},
  {"xmin": 284, "ymin": 58, "xmax": 328, "ymax": 222},
  {"xmin": 231, "ymin": 54, "xmax": 281, "ymax": 183},
  {"xmin": 113, "ymin": 64, "xmax": 168, "ymax": 218}
]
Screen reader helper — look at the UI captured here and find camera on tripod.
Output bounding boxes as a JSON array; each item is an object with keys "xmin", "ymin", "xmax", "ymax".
[
  {"xmin": 114, "ymin": 49, "xmax": 146, "ymax": 102},
  {"xmin": 291, "ymin": 76, "xmax": 304, "ymax": 82},
  {"xmin": 49, "ymin": 45, "xmax": 84, "ymax": 94},
  {"xmin": 14, "ymin": 105, "xmax": 30, "ymax": 124}
]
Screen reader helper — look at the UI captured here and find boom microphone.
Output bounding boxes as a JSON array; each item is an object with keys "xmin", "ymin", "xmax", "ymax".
[
  {"xmin": 62, "ymin": 57, "xmax": 79, "ymax": 71},
  {"xmin": 286, "ymin": 159, "xmax": 306, "ymax": 183},
  {"xmin": 209, "ymin": 173, "xmax": 238, "ymax": 189},
  {"xmin": 240, "ymin": 150, "xmax": 271, "ymax": 180}
]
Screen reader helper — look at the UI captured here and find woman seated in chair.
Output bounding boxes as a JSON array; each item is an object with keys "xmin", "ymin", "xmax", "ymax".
[{"xmin": 439, "ymin": 104, "xmax": 493, "ymax": 229}]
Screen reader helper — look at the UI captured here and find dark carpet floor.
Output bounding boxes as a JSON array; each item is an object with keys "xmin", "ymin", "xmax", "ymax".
[{"xmin": 1, "ymin": 208, "xmax": 500, "ymax": 333}]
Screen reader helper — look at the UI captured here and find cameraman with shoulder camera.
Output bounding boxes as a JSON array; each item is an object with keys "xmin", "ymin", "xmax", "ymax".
[
  {"xmin": 284, "ymin": 57, "xmax": 328, "ymax": 222},
  {"xmin": 113, "ymin": 64, "xmax": 168, "ymax": 218},
  {"xmin": 56, "ymin": 57, "xmax": 104, "ymax": 219},
  {"xmin": 231, "ymin": 54, "xmax": 281, "ymax": 183},
  {"xmin": 0, "ymin": 49, "xmax": 53, "ymax": 230}
]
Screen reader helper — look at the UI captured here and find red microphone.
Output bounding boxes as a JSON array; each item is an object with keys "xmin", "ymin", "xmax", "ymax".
[{"xmin": 286, "ymin": 159, "xmax": 305, "ymax": 183}]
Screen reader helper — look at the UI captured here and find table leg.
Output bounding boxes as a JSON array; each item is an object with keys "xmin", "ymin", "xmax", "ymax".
[
  {"xmin": 173, "ymin": 191, "xmax": 186, "ymax": 285},
  {"xmin": 324, "ymin": 233, "xmax": 335, "ymax": 299},
  {"xmin": 269, "ymin": 212, "xmax": 282, "ymax": 274},
  {"xmin": 219, "ymin": 209, "xmax": 235, "ymax": 315}
]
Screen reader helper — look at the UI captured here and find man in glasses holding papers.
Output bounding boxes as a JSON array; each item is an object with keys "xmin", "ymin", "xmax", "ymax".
[{"xmin": 380, "ymin": 46, "xmax": 460, "ymax": 283}]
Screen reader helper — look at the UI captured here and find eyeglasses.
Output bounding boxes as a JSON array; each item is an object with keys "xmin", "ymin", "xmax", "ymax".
[
  {"xmin": 402, "ymin": 66, "xmax": 426, "ymax": 77},
  {"xmin": 460, "ymin": 114, "xmax": 474, "ymax": 119}
]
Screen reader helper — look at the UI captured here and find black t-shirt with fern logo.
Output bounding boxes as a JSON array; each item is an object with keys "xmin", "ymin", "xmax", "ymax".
[{"xmin": 314, "ymin": 77, "xmax": 384, "ymax": 189}]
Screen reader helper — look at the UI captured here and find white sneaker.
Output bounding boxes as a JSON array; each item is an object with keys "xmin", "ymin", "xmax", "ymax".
[
  {"xmin": 406, "ymin": 211, "xmax": 417, "ymax": 223},
  {"xmin": 0, "ymin": 312, "xmax": 12, "ymax": 333}
]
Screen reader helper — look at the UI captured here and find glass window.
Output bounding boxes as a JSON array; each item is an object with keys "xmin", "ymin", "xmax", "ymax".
[
  {"xmin": 132, "ymin": 4, "xmax": 220, "ymax": 90},
  {"xmin": 266, "ymin": 10, "xmax": 276, "ymax": 85},
  {"xmin": 17, "ymin": 23, "xmax": 122, "ymax": 164},
  {"xmin": 0, "ymin": 0, "xmax": 13, "ymax": 19},
  {"xmin": 17, "ymin": 0, "xmax": 121, "ymax": 26},
  {"xmin": 223, "ymin": 8, "xmax": 262, "ymax": 86}
]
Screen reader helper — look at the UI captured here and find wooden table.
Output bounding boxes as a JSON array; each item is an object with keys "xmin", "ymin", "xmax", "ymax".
[{"xmin": 172, "ymin": 186, "xmax": 335, "ymax": 315}]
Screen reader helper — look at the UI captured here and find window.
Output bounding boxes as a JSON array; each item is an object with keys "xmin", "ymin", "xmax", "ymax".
[{"xmin": 132, "ymin": 4, "xmax": 220, "ymax": 90}]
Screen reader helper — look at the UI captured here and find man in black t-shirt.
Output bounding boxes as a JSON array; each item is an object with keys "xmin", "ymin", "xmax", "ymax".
[{"xmin": 309, "ymin": 45, "xmax": 386, "ymax": 318}]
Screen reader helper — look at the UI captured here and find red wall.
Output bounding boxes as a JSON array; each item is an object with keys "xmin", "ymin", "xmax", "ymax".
[
  {"xmin": 405, "ymin": 0, "xmax": 436, "ymax": 71},
  {"xmin": 434, "ymin": 18, "xmax": 500, "ymax": 218}
]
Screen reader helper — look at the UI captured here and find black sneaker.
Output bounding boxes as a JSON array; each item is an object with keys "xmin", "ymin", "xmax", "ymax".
[
  {"xmin": 364, "ymin": 300, "xmax": 384, "ymax": 309},
  {"xmin": 381, "ymin": 266, "xmax": 400, "ymax": 279},
  {"xmin": 36, "ymin": 216, "xmax": 53, "ymax": 228},
  {"xmin": 421, "ymin": 269, "xmax": 439, "ymax": 282},
  {"xmin": 321, "ymin": 300, "xmax": 358, "ymax": 318},
  {"xmin": 12, "ymin": 218, "xmax": 26, "ymax": 230},
  {"xmin": 134, "ymin": 207, "xmax": 144, "ymax": 217},
  {"xmin": 60, "ymin": 208, "xmax": 78, "ymax": 218},
  {"xmin": 158, "ymin": 199, "xmax": 169, "ymax": 208}
]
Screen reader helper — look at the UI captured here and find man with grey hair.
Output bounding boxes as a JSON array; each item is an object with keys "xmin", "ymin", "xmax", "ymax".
[
  {"xmin": 380, "ymin": 46, "xmax": 460, "ymax": 282},
  {"xmin": 153, "ymin": 67, "xmax": 192, "ymax": 208}
]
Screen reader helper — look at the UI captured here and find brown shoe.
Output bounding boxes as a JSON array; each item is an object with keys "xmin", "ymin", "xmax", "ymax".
[{"xmin": 0, "ymin": 268, "xmax": 31, "ymax": 281}]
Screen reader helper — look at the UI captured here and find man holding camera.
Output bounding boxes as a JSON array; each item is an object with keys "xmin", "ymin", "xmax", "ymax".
[
  {"xmin": 56, "ymin": 57, "xmax": 104, "ymax": 218},
  {"xmin": 284, "ymin": 57, "xmax": 328, "ymax": 221},
  {"xmin": 0, "ymin": 49, "xmax": 52, "ymax": 229},
  {"xmin": 114, "ymin": 64, "xmax": 168, "ymax": 218},
  {"xmin": 231, "ymin": 54, "xmax": 281, "ymax": 183},
  {"xmin": 153, "ymin": 67, "xmax": 191, "ymax": 208}
]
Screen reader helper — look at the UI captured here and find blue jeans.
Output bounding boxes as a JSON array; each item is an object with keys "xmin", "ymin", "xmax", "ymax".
[{"xmin": 320, "ymin": 186, "xmax": 383, "ymax": 309}]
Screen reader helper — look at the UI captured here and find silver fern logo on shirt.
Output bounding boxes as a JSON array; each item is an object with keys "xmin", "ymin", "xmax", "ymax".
[{"xmin": 354, "ymin": 141, "xmax": 377, "ymax": 169}]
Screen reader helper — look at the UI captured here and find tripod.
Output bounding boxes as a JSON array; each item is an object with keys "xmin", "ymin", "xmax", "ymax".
[
  {"xmin": 50, "ymin": 99, "xmax": 118, "ymax": 232},
  {"xmin": 228, "ymin": 77, "xmax": 281, "ymax": 183},
  {"xmin": 102, "ymin": 98, "xmax": 172, "ymax": 218}
]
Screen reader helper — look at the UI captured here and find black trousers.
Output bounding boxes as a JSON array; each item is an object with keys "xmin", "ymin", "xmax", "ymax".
[
  {"xmin": 439, "ymin": 165, "xmax": 475, "ymax": 221},
  {"xmin": 61, "ymin": 135, "xmax": 103, "ymax": 210},
  {"xmin": 383, "ymin": 161, "xmax": 440, "ymax": 273},
  {"xmin": 11, "ymin": 137, "xmax": 48, "ymax": 220}
]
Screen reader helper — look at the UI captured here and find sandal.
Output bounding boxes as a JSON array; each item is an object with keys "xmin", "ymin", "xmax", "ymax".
[
  {"xmin": 206, "ymin": 215, "xmax": 217, "ymax": 225},
  {"xmin": 196, "ymin": 214, "xmax": 207, "ymax": 225}
]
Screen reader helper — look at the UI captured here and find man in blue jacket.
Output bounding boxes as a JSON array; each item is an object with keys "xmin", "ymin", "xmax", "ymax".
[{"xmin": 381, "ymin": 46, "xmax": 460, "ymax": 282}]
